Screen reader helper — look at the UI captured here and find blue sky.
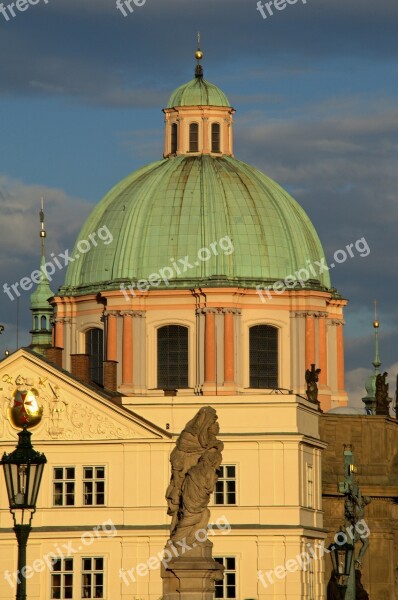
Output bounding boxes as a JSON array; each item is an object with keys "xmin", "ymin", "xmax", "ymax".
[{"xmin": 0, "ymin": 0, "xmax": 397, "ymax": 407}]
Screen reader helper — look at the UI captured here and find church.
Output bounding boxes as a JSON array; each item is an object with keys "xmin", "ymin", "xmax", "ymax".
[{"xmin": 0, "ymin": 46, "xmax": 357, "ymax": 600}]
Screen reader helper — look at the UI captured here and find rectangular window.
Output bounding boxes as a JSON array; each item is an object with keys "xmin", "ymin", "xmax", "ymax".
[
  {"xmin": 214, "ymin": 557, "xmax": 236, "ymax": 599},
  {"xmin": 83, "ymin": 467, "xmax": 105, "ymax": 506},
  {"xmin": 82, "ymin": 557, "xmax": 104, "ymax": 599},
  {"xmin": 53, "ymin": 467, "xmax": 75, "ymax": 506},
  {"xmin": 214, "ymin": 465, "xmax": 236, "ymax": 505},
  {"xmin": 307, "ymin": 464, "xmax": 313, "ymax": 508},
  {"xmin": 51, "ymin": 558, "xmax": 73, "ymax": 599}
]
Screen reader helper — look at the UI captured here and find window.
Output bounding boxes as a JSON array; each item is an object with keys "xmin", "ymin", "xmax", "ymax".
[
  {"xmin": 53, "ymin": 467, "xmax": 75, "ymax": 506},
  {"xmin": 86, "ymin": 328, "xmax": 104, "ymax": 386},
  {"xmin": 307, "ymin": 464, "xmax": 313, "ymax": 508},
  {"xmin": 171, "ymin": 123, "xmax": 178, "ymax": 153},
  {"xmin": 41, "ymin": 315, "xmax": 47, "ymax": 330},
  {"xmin": 214, "ymin": 465, "xmax": 236, "ymax": 505},
  {"xmin": 189, "ymin": 123, "xmax": 199, "ymax": 152},
  {"xmin": 214, "ymin": 557, "xmax": 236, "ymax": 599},
  {"xmin": 83, "ymin": 467, "xmax": 105, "ymax": 506},
  {"xmin": 82, "ymin": 557, "xmax": 104, "ymax": 599},
  {"xmin": 51, "ymin": 558, "xmax": 73, "ymax": 599},
  {"xmin": 249, "ymin": 325, "xmax": 278, "ymax": 388},
  {"xmin": 157, "ymin": 325, "xmax": 188, "ymax": 389},
  {"xmin": 211, "ymin": 123, "xmax": 221, "ymax": 153}
]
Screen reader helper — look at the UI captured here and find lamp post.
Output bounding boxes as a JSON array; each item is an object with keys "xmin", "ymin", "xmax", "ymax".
[
  {"xmin": 328, "ymin": 538, "xmax": 354, "ymax": 599},
  {"xmin": 1, "ymin": 425, "xmax": 47, "ymax": 600}
]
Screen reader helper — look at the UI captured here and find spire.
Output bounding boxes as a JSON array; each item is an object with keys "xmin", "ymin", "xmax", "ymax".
[
  {"xmin": 195, "ymin": 32, "xmax": 204, "ymax": 79},
  {"xmin": 362, "ymin": 300, "xmax": 382, "ymax": 414},
  {"xmin": 30, "ymin": 198, "xmax": 54, "ymax": 352}
]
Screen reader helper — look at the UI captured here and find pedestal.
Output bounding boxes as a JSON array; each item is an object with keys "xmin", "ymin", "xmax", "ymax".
[{"xmin": 161, "ymin": 541, "xmax": 224, "ymax": 600}]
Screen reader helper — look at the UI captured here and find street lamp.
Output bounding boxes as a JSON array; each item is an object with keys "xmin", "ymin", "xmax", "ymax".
[
  {"xmin": 328, "ymin": 537, "xmax": 354, "ymax": 598},
  {"xmin": 1, "ymin": 425, "xmax": 47, "ymax": 600}
]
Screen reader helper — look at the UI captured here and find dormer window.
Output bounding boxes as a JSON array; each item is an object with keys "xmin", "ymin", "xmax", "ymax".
[
  {"xmin": 189, "ymin": 123, "xmax": 199, "ymax": 152},
  {"xmin": 171, "ymin": 123, "xmax": 178, "ymax": 154},
  {"xmin": 211, "ymin": 123, "xmax": 221, "ymax": 153}
]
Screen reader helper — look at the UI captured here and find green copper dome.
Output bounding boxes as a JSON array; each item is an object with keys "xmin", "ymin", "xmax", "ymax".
[
  {"xmin": 167, "ymin": 77, "xmax": 230, "ymax": 108},
  {"xmin": 61, "ymin": 155, "xmax": 331, "ymax": 295}
]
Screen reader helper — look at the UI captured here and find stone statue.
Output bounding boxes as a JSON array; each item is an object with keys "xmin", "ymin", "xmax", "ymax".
[
  {"xmin": 305, "ymin": 364, "xmax": 321, "ymax": 404},
  {"xmin": 375, "ymin": 371, "xmax": 391, "ymax": 415},
  {"xmin": 166, "ymin": 406, "xmax": 223, "ymax": 543}
]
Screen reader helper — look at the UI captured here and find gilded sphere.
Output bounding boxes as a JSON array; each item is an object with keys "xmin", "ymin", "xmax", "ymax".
[
  {"xmin": 373, "ymin": 320, "xmax": 380, "ymax": 329},
  {"xmin": 195, "ymin": 50, "xmax": 204, "ymax": 60},
  {"xmin": 8, "ymin": 388, "xmax": 43, "ymax": 429}
]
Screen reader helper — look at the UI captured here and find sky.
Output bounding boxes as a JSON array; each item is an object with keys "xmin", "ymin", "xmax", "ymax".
[{"xmin": 0, "ymin": 0, "xmax": 397, "ymax": 409}]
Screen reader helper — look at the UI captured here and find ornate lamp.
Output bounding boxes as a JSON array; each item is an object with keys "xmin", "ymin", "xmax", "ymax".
[
  {"xmin": 1, "ymin": 425, "xmax": 47, "ymax": 600},
  {"xmin": 328, "ymin": 538, "xmax": 354, "ymax": 599}
]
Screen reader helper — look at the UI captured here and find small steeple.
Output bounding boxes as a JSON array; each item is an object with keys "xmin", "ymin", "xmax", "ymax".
[
  {"xmin": 30, "ymin": 198, "xmax": 54, "ymax": 352},
  {"xmin": 195, "ymin": 32, "xmax": 204, "ymax": 79},
  {"xmin": 362, "ymin": 301, "xmax": 381, "ymax": 414}
]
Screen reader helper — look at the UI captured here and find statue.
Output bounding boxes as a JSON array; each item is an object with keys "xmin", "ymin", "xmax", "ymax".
[
  {"xmin": 375, "ymin": 371, "xmax": 391, "ymax": 415},
  {"xmin": 165, "ymin": 406, "xmax": 224, "ymax": 543},
  {"xmin": 305, "ymin": 364, "xmax": 321, "ymax": 404}
]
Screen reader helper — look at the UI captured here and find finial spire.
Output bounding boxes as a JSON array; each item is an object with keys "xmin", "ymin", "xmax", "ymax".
[
  {"xmin": 373, "ymin": 299, "xmax": 381, "ymax": 372},
  {"xmin": 195, "ymin": 31, "xmax": 204, "ymax": 79},
  {"xmin": 39, "ymin": 197, "xmax": 47, "ymax": 259}
]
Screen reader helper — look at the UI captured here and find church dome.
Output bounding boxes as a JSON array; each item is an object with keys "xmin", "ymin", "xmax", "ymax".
[
  {"xmin": 167, "ymin": 77, "xmax": 230, "ymax": 108},
  {"xmin": 62, "ymin": 154, "xmax": 331, "ymax": 295}
]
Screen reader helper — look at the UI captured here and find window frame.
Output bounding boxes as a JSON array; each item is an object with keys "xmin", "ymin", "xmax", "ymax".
[
  {"xmin": 171, "ymin": 122, "xmax": 178, "ymax": 154},
  {"xmin": 50, "ymin": 557, "xmax": 74, "ymax": 599},
  {"xmin": 214, "ymin": 464, "xmax": 237, "ymax": 506},
  {"xmin": 189, "ymin": 122, "xmax": 199, "ymax": 152},
  {"xmin": 211, "ymin": 122, "xmax": 221, "ymax": 153},
  {"xmin": 81, "ymin": 556, "xmax": 105, "ymax": 599},
  {"xmin": 214, "ymin": 556, "xmax": 237, "ymax": 599},
  {"xmin": 83, "ymin": 466, "xmax": 106, "ymax": 507},
  {"xmin": 85, "ymin": 328, "xmax": 104, "ymax": 386},
  {"xmin": 53, "ymin": 467, "xmax": 76, "ymax": 507},
  {"xmin": 157, "ymin": 324, "xmax": 189, "ymax": 389},
  {"xmin": 249, "ymin": 324, "xmax": 279, "ymax": 389}
]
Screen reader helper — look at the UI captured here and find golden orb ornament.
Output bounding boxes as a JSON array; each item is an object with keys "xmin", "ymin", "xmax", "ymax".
[
  {"xmin": 195, "ymin": 50, "xmax": 203, "ymax": 60},
  {"xmin": 8, "ymin": 388, "xmax": 43, "ymax": 429},
  {"xmin": 373, "ymin": 320, "xmax": 380, "ymax": 329}
]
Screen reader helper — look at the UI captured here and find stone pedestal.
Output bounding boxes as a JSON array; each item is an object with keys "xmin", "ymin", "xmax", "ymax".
[{"xmin": 161, "ymin": 541, "xmax": 224, "ymax": 600}]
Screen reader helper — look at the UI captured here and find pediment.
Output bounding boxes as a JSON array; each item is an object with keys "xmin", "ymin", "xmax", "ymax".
[{"xmin": 0, "ymin": 349, "xmax": 169, "ymax": 442}]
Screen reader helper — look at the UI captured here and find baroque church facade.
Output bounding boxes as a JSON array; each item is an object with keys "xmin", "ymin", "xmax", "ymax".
[{"xmin": 0, "ymin": 51, "xmax": 352, "ymax": 600}]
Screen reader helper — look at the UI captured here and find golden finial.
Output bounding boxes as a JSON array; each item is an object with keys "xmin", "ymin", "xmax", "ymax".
[
  {"xmin": 195, "ymin": 31, "xmax": 203, "ymax": 61},
  {"xmin": 373, "ymin": 299, "xmax": 379, "ymax": 328}
]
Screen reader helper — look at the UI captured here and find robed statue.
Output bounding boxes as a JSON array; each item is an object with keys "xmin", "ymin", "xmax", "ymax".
[
  {"xmin": 165, "ymin": 406, "xmax": 223, "ymax": 545},
  {"xmin": 375, "ymin": 371, "xmax": 391, "ymax": 416}
]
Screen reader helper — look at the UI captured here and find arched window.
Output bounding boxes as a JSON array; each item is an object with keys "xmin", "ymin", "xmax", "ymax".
[
  {"xmin": 41, "ymin": 315, "xmax": 47, "ymax": 330},
  {"xmin": 211, "ymin": 123, "xmax": 221, "ymax": 153},
  {"xmin": 189, "ymin": 123, "xmax": 199, "ymax": 152},
  {"xmin": 171, "ymin": 123, "xmax": 178, "ymax": 154},
  {"xmin": 157, "ymin": 325, "xmax": 188, "ymax": 389},
  {"xmin": 34, "ymin": 316, "xmax": 39, "ymax": 330},
  {"xmin": 86, "ymin": 328, "xmax": 104, "ymax": 386},
  {"xmin": 249, "ymin": 325, "xmax": 278, "ymax": 389}
]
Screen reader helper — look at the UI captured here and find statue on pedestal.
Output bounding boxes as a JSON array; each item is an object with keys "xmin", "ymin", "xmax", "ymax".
[
  {"xmin": 305, "ymin": 363, "xmax": 321, "ymax": 404},
  {"xmin": 375, "ymin": 371, "xmax": 391, "ymax": 416}
]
